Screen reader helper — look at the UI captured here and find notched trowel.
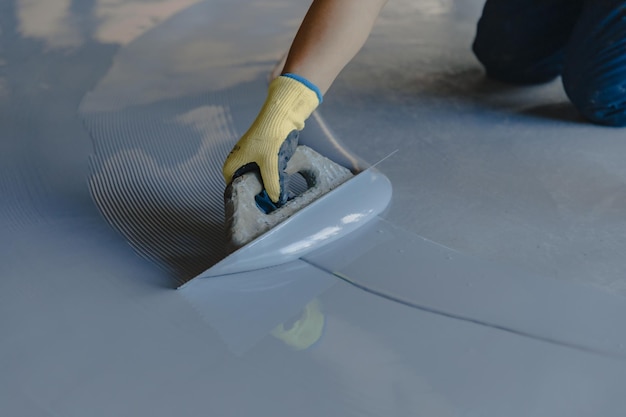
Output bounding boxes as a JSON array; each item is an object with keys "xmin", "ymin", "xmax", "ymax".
[{"xmin": 179, "ymin": 144, "xmax": 393, "ymax": 287}]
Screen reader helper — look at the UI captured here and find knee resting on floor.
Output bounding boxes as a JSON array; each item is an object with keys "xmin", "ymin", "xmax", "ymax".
[
  {"xmin": 562, "ymin": 2, "xmax": 626, "ymax": 126},
  {"xmin": 472, "ymin": 0, "xmax": 626, "ymax": 126}
]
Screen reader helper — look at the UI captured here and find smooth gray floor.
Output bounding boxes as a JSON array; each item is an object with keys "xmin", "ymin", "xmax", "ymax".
[
  {"xmin": 325, "ymin": 1, "xmax": 626, "ymax": 293},
  {"xmin": 3, "ymin": 0, "xmax": 626, "ymax": 416}
]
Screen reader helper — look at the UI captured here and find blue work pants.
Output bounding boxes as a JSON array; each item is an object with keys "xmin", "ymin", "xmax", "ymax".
[{"xmin": 473, "ymin": 0, "xmax": 626, "ymax": 126}]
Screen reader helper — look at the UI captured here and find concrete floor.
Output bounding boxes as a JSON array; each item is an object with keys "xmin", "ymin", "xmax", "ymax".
[{"xmin": 3, "ymin": 0, "xmax": 626, "ymax": 415}]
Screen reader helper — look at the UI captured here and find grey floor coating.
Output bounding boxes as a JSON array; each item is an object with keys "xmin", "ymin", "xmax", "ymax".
[{"xmin": 3, "ymin": 0, "xmax": 626, "ymax": 415}]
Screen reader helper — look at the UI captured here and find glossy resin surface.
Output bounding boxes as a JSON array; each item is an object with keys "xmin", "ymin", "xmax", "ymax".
[{"xmin": 3, "ymin": 0, "xmax": 626, "ymax": 415}]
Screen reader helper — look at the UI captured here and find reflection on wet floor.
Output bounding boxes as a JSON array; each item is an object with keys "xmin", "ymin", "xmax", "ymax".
[{"xmin": 17, "ymin": 0, "xmax": 204, "ymax": 47}]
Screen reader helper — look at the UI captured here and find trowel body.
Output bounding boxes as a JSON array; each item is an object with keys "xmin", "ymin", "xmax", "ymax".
[{"xmin": 179, "ymin": 146, "xmax": 392, "ymax": 287}]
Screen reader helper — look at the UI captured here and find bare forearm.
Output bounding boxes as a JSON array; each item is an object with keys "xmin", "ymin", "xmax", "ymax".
[{"xmin": 282, "ymin": 0, "xmax": 389, "ymax": 94}]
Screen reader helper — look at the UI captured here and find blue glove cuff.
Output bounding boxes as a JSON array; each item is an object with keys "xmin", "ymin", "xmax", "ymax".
[{"xmin": 282, "ymin": 73, "xmax": 323, "ymax": 104}]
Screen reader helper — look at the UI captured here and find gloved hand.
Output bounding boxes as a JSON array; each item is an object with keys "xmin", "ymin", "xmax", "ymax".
[{"xmin": 222, "ymin": 75, "xmax": 321, "ymax": 204}]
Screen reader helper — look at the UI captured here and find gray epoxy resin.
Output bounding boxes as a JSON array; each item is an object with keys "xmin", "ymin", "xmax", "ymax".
[
  {"xmin": 80, "ymin": 0, "xmax": 368, "ymax": 285},
  {"xmin": 4, "ymin": 0, "xmax": 626, "ymax": 416},
  {"xmin": 83, "ymin": 85, "xmax": 373, "ymax": 285}
]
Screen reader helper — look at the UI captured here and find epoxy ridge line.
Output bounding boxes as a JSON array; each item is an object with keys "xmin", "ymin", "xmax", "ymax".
[{"xmin": 300, "ymin": 216, "xmax": 626, "ymax": 361}]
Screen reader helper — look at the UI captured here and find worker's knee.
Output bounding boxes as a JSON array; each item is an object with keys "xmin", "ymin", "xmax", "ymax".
[
  {"xmin": 472, "ymin": 38, "xmax": 563, "ymax": 85},
  {"xmin": 563, "ymin": 1, "xmax": 626, "ymax": 126},
  {"xmin": 563, "ymin": 69, "xmax": 626, "ymax": 127},
  {"xmin": 472, "ymin": 0, "xmax": 583, "ymax": 84}
]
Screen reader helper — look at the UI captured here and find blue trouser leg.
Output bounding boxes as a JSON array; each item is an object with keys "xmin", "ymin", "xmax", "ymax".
[
  {"xmin": 563, "ymin": 0, "xmax": 626, "ymax": 126},
  {"xmin": 473, "ymin": 0, "xmax": 585, "ymax": 84}
]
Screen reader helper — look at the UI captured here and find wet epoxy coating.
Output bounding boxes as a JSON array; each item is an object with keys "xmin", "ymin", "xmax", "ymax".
[{"xmin": 3, "ymin": 0, "xmax": 626, "ymax": 415}]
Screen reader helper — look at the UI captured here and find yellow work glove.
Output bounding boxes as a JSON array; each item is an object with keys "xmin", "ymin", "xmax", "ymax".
[{"xmin": 222, "ymin": 75, "xmax": 321, "ymax": 204}]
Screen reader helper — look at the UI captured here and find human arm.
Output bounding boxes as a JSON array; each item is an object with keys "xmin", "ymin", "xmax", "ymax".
[
  {"xmin": 222, "ymin": 0, "xmax": 389, "ymax": 204},
  {"xmin": 281, "ymin": 0, "xmax": 389, "ymax": 93}
]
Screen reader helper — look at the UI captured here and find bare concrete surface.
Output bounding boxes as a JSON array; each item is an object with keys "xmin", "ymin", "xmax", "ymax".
[{"xmin": 3, "ymin": 0, "xmax": 626, "ymax": 416}]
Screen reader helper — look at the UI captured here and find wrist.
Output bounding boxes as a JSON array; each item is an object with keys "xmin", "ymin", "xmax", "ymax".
[
  {"xmin": 253, "ymin": 75, "xmax": 320, "ymax": 137},
  {"xmin": 281, "ymin": 73, "xmax": 324, "ymax": 104}
]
